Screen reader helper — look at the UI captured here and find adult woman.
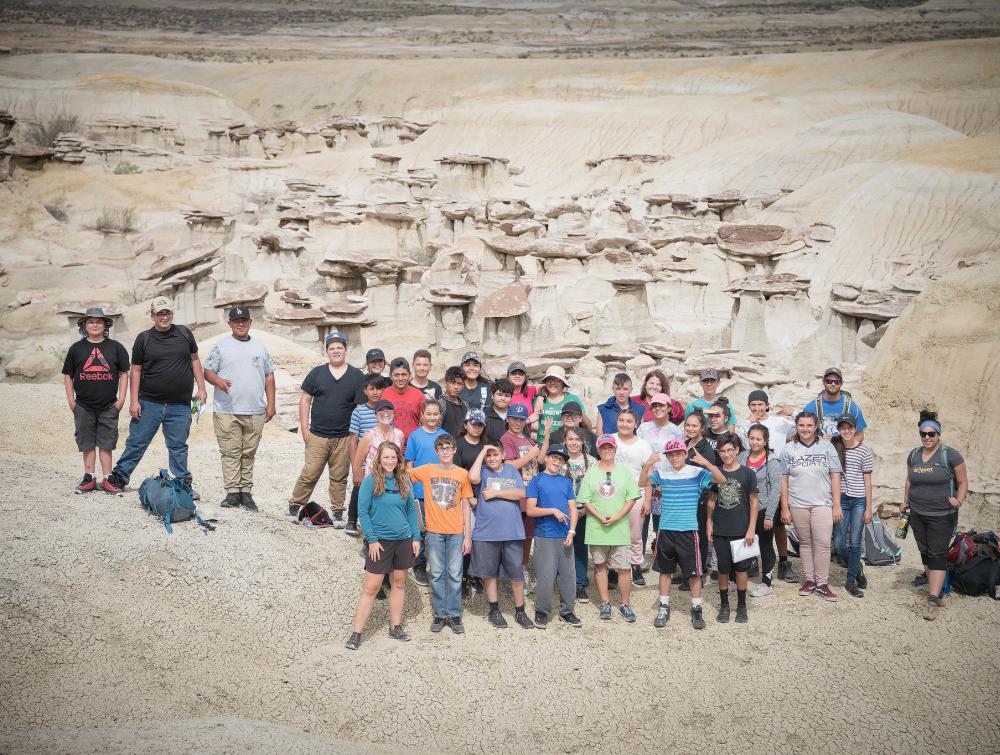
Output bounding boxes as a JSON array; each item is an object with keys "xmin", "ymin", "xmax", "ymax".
[
  {"xmin": 563, "ymin": 427, "xmax": 596, "ymax": 603},
  {"xmin": 506, "ymin": 361, "xmax": 537, "ymax": 420},
  {"xmin": 346, "ymin": 442, "xmax": 421, "ymax": 650},
  {"xmin": 633, "ymin": 369, "xmax": 684, "ymax": 424},
  {"xmin": 533, "ymin": 365, "xmax": 588, "ymax": 443},
  {"xmin": 903, "ymin": 410, "xmax": 968, "ymax": 621},
  {"xmin": 778, "ymin": 412, "xmax": 843, "ymax": 602},
  {"xmin": 460, "ymin": 351, "xmax": 492, "ymax": 410},
  {"xmin": 612, "ymin": 409, "xmax": 653, "ymax": 586},
  {"xmin": 704, "ymin": 399, "xmax": 732, "ymax": 449},
  {"xmin": 740, "ymin": 424, "xmax": 782, "ymax": 597},
  {"xmin": 455, "ymin": 408, "xmax": 491, "ymax": 469}
]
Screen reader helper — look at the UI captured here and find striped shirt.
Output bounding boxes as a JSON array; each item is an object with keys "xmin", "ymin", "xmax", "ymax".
[
  {"xmin": 650, "ymin": 465, "xmax": 714, "ymax": 532},
  {"xmin": 843, "ymin": 443, "xmax": 874, "ymax": 498},
  {"xmin": 349, "ymin": 404, "xmax": 378, "ymax": 438}
]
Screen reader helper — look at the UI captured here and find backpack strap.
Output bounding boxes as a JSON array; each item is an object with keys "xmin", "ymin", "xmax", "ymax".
[
  {"xmin": 815, "ymin": 392, "xmax": 825, "ymax": 426},
  {"xmin": 939, "ymin": 445, "xmax": 956, "ymax": 496}
]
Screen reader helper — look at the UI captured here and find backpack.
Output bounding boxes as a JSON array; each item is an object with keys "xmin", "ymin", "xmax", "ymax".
[
  {"xmin": 814, "ymin": 390, "xmax": 853, "ymax": 429},
  {"xmin": 907, "ymin": 444, "xmax": 956, "ymax": 495},
  {"xmin": 862, "ymin": 520, "xmax": 903, "ymax": 566},
  {"xmin": 138, "ymin": 469, "xmax": 213, "ymax": 535},
  {"xmin": 948, "ymin": 530, "xmax": 978, "ymax": 566},
  {"xmin": 298, "ymin": 501, "xmax": 334, "ymax": 528},
  {"xmin": 951, "ymin": 556, "xmax": 1000, "ymax": 599}
]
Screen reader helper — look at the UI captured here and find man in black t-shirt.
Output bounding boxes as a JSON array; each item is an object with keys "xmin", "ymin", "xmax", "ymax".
[
  {"xmin": 62, "ymin": 307, "xmax": 130, "ymax": 494},
  {"xmin": 106, "ymin": 296, "xmax": 207, "ymax": 495},
  {"xmin": 288, "ymin": 330, "xmax": 365, "ymax": 525}
]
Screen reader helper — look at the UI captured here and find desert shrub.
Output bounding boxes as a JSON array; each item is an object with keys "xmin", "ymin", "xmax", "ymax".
[
  {"xmin": 44, "ymin": 192, "xmax": 68, "ymax": 222},
  {"xmin": 95, "ymin": 205, "xmax": 138, "ymax": 234},
  {"xmin": 113, "ymin": 161, "xmax": 142, "ymax": 175},
  {"xmin": 25, "ymin": 108, "xmax": 79, "ymax": 148}
]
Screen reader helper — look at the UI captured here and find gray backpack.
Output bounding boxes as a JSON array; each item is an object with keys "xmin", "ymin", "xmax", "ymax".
[
  {"xmin": 862, "ymin": 520, "xmax": 902, "ymax": 566},
  {"xmin": 138, "ymin": 469, "xmax": 213, "ymax": 535}
]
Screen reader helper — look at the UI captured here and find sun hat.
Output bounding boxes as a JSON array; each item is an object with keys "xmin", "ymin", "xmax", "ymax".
[
  {"xmin": 542, "ymin": 364, "xmax": 569, "ymax": 387},
  {"xmin": 77, "ymin": 306, "xmax": 114, "ymax": 330}
]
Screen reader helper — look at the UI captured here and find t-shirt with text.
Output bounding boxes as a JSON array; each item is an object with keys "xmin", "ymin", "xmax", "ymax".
[
  {"xmin": 62, "ymin": 338, "xmax": 130, "ymax": 411},
  {"xmin": 906, "ymin": 445, "xmax": 964, "ymax": 518},
  {"xmin": 535, "ymin": 392, "xmax": 583, "ymax": 443},
  {"xmin": 409, "ymin": 463, "xmax": 473, "ymax": 535},
  {"xmin": 577, "ymin": 464, "xmax": 639, "ymax": 547},
  {"xmin": 473, "ymin": 464, "xmax": 526, "ymax": 542},
  {"xmin": 779, "ymin": 438, "xmax": 843, "ymax": 508},
  {"xmin": 713, "ymin": 465, "xmax": 758, "ymax": 537}
]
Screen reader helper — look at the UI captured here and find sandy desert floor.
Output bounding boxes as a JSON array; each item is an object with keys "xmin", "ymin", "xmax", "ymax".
[{"xmin": 1, "ymin": 382, "xmax": 998, "ymax": 754}]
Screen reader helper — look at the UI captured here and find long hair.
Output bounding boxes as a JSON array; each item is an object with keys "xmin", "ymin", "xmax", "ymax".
[
  {"xmin": 711, "ymin": 396, "xmax": 732, "ymax": 424},
  {"xmin": 371, "ymin": 441, "xmax": 410, "ymax": 498},
  {"xmin": 830, "ymin": 434, "xmax": 847, "ymax": 471},
  {"xmin": 791, "ymin": 410, "xmax": 819, "ymax": 445},
  {"xmin": 686, "ymin": 407, "xmax": 708, "ymax": 435},
  {"xmin": 639, "ymin": 369, "xmax": 671, "ymax": 402},
  {"xmin": 747, "ymin": 423, "xmax": 771, "ymax": 465}
]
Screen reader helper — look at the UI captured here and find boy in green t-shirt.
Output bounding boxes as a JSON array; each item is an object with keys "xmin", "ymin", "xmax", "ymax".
[{"xmin": 576, "ymin": 434, "xmax": 641, "ymax": 622}]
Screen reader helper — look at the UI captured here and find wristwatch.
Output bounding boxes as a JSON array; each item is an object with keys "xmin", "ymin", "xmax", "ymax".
[{"xmin": 568, "ymin": 529, "xmax": 576, "ymax": 535}]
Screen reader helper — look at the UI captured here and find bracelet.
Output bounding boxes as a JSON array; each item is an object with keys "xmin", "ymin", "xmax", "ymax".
[{"xmin": 568, "ymin": 529, "xmax": 575, "ymax": 535}]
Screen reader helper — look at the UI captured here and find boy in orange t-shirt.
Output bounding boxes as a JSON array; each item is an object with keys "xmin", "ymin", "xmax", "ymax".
[{"xmin": 409, "ymin": 433, "xmax": 474, "ymax": 633}]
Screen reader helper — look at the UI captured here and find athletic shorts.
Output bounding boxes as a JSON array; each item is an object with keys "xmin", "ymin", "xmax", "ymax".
[
  {"xmin": 590, "ymin": 544, "xmax": 630, "ymax": 571},
  {"xmin": 713, "ymin": 535, "xmax": 754, "ymax": 573},
  {"xmin": 364, "ymin": 538, "xmax": 416, "ymax": 574},
  {"xmin": 653, "ymin": 530, "xmax": 702, "ymax": 578},
  {"xmin": 73, "ymin": 404, "xmax": 120, "ymax": 452},
  {"xmin": 470, "ymin": 540, "xmax": 524, "ymax": 580}
]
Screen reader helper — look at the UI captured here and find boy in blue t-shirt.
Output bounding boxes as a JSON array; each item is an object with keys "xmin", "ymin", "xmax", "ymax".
[
  {"xmin": 640, "ymin": 439, "xmax": 725, "ymax": 630},
  {"xmin": 346, "ymin": 373, "xmax": 386, "ymax": 536},
  {"xmin": 526, "ymin": 445, "xmax": 581, "ymax": 629},
  {"xmin": 404, "ymin": 399, "xmax": 445, "ymax": 583}
]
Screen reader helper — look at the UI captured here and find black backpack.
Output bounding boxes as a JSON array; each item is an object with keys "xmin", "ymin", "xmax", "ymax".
[{"xmin": 951, "ymin": 531, "xmax": 1000, "ymax": 599}]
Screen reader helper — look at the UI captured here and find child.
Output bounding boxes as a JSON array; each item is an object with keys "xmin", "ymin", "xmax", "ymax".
[
  {"xmin": 501, "ymin": 402, "xmax": 540, "ymax": 592},
  {"xmin": 739, "ymin": 424, "xmax": 783, "ymax": 598},
  {"xmin": 468, "ymin": 445, "xmax": 535, "ymax": 630},
  {"xmin": 546, "ymin": 401, "xmax": 597, "ymax": 455},
  {"xmin": 641, "ymin": 439, "xmax": 726, "ymax": 630},
  {"xmin": 355, "ymin": 401, "xmax": 405, "ymax": 482},
  {"xmin": 62, "ymin": 307, "xmax": 130, "ymax": 494},
  {"xmin": 596, "ymin": 373, "xmax": 645, "ymax": 435},
  {"xmin": 460, "ymin": 351, "xmax": 492, "ymax": 410},
  {"xmin": 613, "ymin": 409, "xmax": 653, "ymax": 587},
  {"xmin": 410, "ymin": 349, "xmax": 442, "ymax": 400},
  {"xmin": 440, "ymin": 366, "xmax": 469, "ymax": 439},
  {"xmin": 832, "ymin": 414, "xmax": 873, "ymax": 598},
  {"xmin": 404, "ymin": 399, "xmax": 446, "ymax": 586},
  {"xmin": 706, "ymin": 433, "xmax": 759, "ymax": 624},
  {"xmin": 385, "ymin": 357, "xmax": 426, "ymax": 441},
  {"xmin": 506, "ymin": 361, "xmax": 537, "ymax": 421},
  {"xmin": 533, "ymin": 364, "xmax": 589, "ymax": 444},
  {"xmin": 484, "ymin": 378, "xmax": 513, "ymax": 443},
  {"xmin": 526, "ymin": 445, "xmax": 581, "ymax": 628},
  {"xmin": 346, "ymin": 374, "xmax": 387, "ymax": 535},
  {"xmin": 409, "ymin": 434, "xmax": 474, "ymax": 634},
  {"xmin": 352, "ymin": 346, "xmax": 387, "ymax": 404},
  {"xmin": 576, "ymin": 434, "xmax": 641, "ymax": 622}
]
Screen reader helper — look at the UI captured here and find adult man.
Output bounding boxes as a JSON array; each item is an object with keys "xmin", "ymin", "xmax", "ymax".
[
  {"xmin": 105, "ymin": 296, "xmax": 207, "ymax": 495},
  {"xmin": 62, "ymin": 307, "xmax": 130, "ymax": 494},
  {"xmin": 803, "ymin": 367, "xmax": 867, "ymax": 441},
  {"xmin": 203, "ymin": 306, "xmax": 276, "ymax": 511},
  {"xmin": 289, "ymin": 331, "xmax": 365, "ymax": 526},
  {"xmin": 686, "ymin": 368, "xmax": 734, "ymax": 430}
]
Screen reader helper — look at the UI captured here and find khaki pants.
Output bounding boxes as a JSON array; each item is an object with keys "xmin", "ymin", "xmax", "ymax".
[
  {"xmin": 289, "ymin": 434, "xmax": 351, "ymax": 514},
  {"xmin": 790, "ymin": 506, "xmax": 834, "ymax": 587},
  {"xmin": 214, "ymin": 413, "xmax": 266, "ymax": 493}
]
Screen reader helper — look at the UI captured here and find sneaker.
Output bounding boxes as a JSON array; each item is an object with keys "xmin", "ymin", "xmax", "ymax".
[
  {"xmin": 345, "ymin": 632, "xmax": 361, "ymax": 651},
  {"xmin": 221, "ymin": 492, "xmax": 242, "ymax": 508},
  {"xmin": 923, "ymin": 596, "xmax": 940, "ymax": 621},
  {"xmin": 779, "ymin": 561, "xmax": 800, "ymax": 583},
  {"xmin": 709, "ymin": 570, "xmax": 719, "ymax": 582},
  {"xmin": 913, "ymin": 573, "xmax": 928, "ymax": 587},
  {"xmin": 514, "ymin": 608, "xmax": 534, "ymax": 630},
  {"xmin": 412, "ymin": 565, "xmax": 429, "ymax": 587},
  {"xmin": 845, "ymin": 580, "xmax": 864, "ymax": 598},
  {"xmin": 430, "ymin": 615, "xmax": 446, "ymax": 633},
  {"xmin": 288, "ymin": 503, "xmax": 302, "ymax": 517},
  {"xmin": 461, "ymin": 580, "xmax": 470, "ymax": 600},
  {"xmin": 654, "ymin": 603, "xmax": 670, "ymax": 628},
  {"xmin": 717, "ymin": 603, "xmax": 730, "ymax": 623},
  {"xmin": 74, "ymin": 474, "xmax": 97, "ymax": 494},
  {"xmin": 798, "ymin": 580, "xmax": 816, "ymax": 596},
  {"xmin": 344, "ymin": 520, "xmax": 359, "ymax": 537},
  {"xmin": 488, "ymin": 608, "xmax": 508, "ymax": 629},
  {"xmin": 388, "ymin": 625, "xmax": 410, "ymax": 641},
  {"xmin": 534, "ymin": 610, "xmax": 549, "ymax": 629},
  {"xmin": 735, "ymin": 605, "xmax": 748, "ymax": 623},
  {"xmin": 576, "ymin": 586, "xmax": 590, "ymax": 603},
  {"xmin": 677, "ymin": 579, "xmax": 691, "ymax": 592},
  {"xmin": 559, "ymin": 612, "xmax": 582, "ymax": 627},
  {"xmin": 189, "ymin": 488, "xmax": 201, "ymax": 502},
  {"xmin": 448, "ymin": 617, "xmax": 465, "ymax": 634},
  {"xmin": 856, "ymin": 568, "xmax": 868, "ymax": 589},
  {"xmin": 470, "ymin": 577, "xmax": 484, "ymax": 594},
  {"xmin": 619, "ymin": 603, "xmax": 636, "ymax": 623},
  {"xmin": 599, "ymin": 602, "xmax": 613, "ymax": 620},
  {"xmin": 376, "ymin": 586, "xmax": 387, "ymax": 601},
  {"xmin": 750, "ymin": 583, "xmax": 774, "ymax": 598},
  {"xmin": 631, "ymin": 565, "xmax": 646, "ymax": 586},
  {"xmin": 332, "ymin": 511, "xmax": 346, "ymax": 529},
  {"xmin": 103, "ymin": 473, "xmax": 125, "ymax": 496},
  {"xmin": 240, "ymin": 492, "xmax": 258, "ymax": 512},
  {"xmin": 691, "ymin": 605, "xmax": 705, "ymax": 630},
  {"xmin": 815, "ymin": 584, "xmax": 837, "ymax": 602},
  {"xmin": 522, "ymin": 569, "xmax": 533, "ymax": 594},
  {"xmin": 747, "ymin": 559, "xmax": 759, "ymax": 578}
]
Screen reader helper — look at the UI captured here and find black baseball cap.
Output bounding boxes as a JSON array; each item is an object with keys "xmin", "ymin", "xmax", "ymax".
[
  {"xmin": 461, "ymin": 351, "xmax": 482, "ymax": 365},
  {"xmin": 366, "ymin": 348, "xmax": 386, "ymax": 363},
  {"xmin": 228, "ymin": 306, "xmax": 251, "ymax": 321},
  {"xmin": 546, "ymin": 444, "xmax": 570, "ymax": 461},
  {"xmin": 836, "ymin": 413, "xmax": 857, "ymax": 428},
  {"xmin": 374, "ymin": 400, "xmax": 394, "ymax": 412},
  {"xmin": 561, "ymin": 401, "xmax": 583, "ymax": 416},
  {"xmin": 325, "ymin": 331, "xmax": 347, "ymax": 345}
]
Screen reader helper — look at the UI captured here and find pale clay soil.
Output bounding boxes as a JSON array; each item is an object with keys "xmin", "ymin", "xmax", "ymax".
[{"xmin": 1, "ymin": 385, "xmax": 998, "ymax": 754}]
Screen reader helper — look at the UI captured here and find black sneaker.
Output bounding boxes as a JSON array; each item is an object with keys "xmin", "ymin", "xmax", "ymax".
[
  {"xmin": 691, "ymin": 606, "xmax": 706, "ymax": 630},
  {"xmin": 470, "ymin": 577, "xmax": 484, "ymax": 594},
  {"xmin": 430, "ymin": 615, "xmax": 446, "ymax": 633},
  {"xmin": 221, "ymin": 492, "xmax": 242, "ymax": 508},
  {"xmin": 448, "ymin": 617, "xmax": 465, "ymax": 634},
  {"xmin": 632, "ymin": 565, "xmax": 646, "ymax": 586},
  {"xmin": 388, "ymin": 625, "xmax": 410, "ymax": 642},
  {"xmin": 288, "ymin": 503, "xmax": 302, "ymax": 517},
  {"xmin": 576, "ymin": 586, "xmax": 589, "ymax": 603},
  {"xmin": 845, "ymin": 580, "xmax": 865, "ymax": 598},
  {"xmin": 103, "ymin": 472, "xmax": 126, "ymax": 496},
  {"xmin": 345, "ymin": 632, "xmax": 361, "ymax": 651},
  {"xmin": 332, "ymin": 511, "xmax": 346, "ymax": 529},
  {"xmin": 913, "ymin": 573, "xmax": 928, "ymax": 587},
  {"xmin": 735, "ymin": 605, "xmax": 748, "ymax": 624},
  {"xmin": 717, "ymin": 603, "xmax": 731, "ymax": 624},
  {"xmin": 534, "ymin": 610, "xmax": 549, "ymax": 629},
  {"xmin": 779, "ymin": 561, "xmax": 800, "ymax": 583},
  {"xmin": 559, "ymin": 611, "xmax": 582, "ymax": 627},
  {"xmin": 240, "ymin": 492, "xmax": 258, "ymax": 512},
  {"xmin": 413, "ymin": 565, "xmax": 429, "ymax": 587},
  {"xmin": 488, "ymin": 607, "xmax": 508, "ymax": 629},
  {"xmin": 856, "ymin": 567, "xmax": 868, "ymax": 589},
  {"xmin": 514, "ymin": 608, "xmax": 534, "ymax": 630},
  {"xmin": 344, "ymin": 520, "xmax": 360, "ymax": 537},
  {"xmin": 677, "ymin": 579, "xmax": 691, "ymax": 592}
]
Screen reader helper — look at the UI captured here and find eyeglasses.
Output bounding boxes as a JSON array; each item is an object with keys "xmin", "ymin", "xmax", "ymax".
[
  {"xmin": 438, "ymin": 445, "xmax": 456, "ymax": 451},
  {"xmin": 153, "ymin": 311, "xmax": 173, "ymax": 318},
  {"xmin": 919, "ymin": 431, "xmax": 938, "ymax": 438},
  {"xmin": 824, "ymin": 378, "xmax": 842, "ymax": 385}
]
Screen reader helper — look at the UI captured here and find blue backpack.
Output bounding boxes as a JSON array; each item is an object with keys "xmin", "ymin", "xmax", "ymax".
[{"xmin": 138, "ymin": 469, "xmax": 213, "ymax": 534}]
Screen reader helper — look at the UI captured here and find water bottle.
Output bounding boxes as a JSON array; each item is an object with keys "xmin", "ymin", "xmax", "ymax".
[
  {"xmin": 942, "ymin": 567, "xmax": 952, "ymax": 595},
  {"xmin": 895, "ymin": 510, "xmax": 910, "ymax": 539}
]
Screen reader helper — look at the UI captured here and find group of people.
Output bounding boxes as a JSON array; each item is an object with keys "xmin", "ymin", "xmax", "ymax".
[{"xmin": 62, "ymin": 297, "xmax": 971, "ymax": 647}]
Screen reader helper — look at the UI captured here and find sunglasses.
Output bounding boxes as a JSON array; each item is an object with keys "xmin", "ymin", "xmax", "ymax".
[
  {"xmin": 824, "ymin": 378, "xmax": 842, "ymax": 385},
  {"xmin": 919, "ymin": 431, "xmax": 938, "ymax": 438}
]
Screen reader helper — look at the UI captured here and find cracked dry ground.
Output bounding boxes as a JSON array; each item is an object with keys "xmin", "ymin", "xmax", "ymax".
[{"xmin": 2, "ymin": 388, "xmax": 998, "ymax": 754}]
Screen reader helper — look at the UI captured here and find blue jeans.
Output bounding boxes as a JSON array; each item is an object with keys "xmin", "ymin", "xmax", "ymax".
[
  {"xmin": 835, "ymin": 494, "xmax": 867, "ymax": 582},
  {"xmin": 426, "ymin": 532, "xmax": 464, "ymax": 618},
  {"xmin": 573, "ymin": 513, "xmax": 589, "ymax": 588},
  {"xmin": 113, "ymin": 400, "xmax": 192, "ymax": 484}
]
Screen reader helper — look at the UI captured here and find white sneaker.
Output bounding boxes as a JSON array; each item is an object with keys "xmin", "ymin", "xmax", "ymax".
[{"xmin": 750, "ymin": 583, "xmax": 774, "ymax": 598}]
